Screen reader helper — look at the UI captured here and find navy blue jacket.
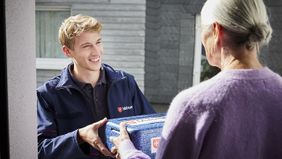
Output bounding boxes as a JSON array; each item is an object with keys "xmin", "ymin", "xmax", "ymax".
[{"xmin": 37, "ymin": 63, "xmax": 155, "ymax": 159}]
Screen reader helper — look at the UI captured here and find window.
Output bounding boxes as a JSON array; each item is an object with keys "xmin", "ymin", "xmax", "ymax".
[{"xmin": 36, "ymin": 6, "xmax": 71, "ymax": 69}]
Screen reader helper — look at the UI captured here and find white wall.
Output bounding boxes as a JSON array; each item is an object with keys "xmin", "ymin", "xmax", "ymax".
[{"xmin": 5, "ymin": 0, "xmax": 37, "ymax": 158}]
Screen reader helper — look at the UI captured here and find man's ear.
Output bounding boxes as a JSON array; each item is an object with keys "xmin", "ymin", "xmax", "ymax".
[
  {"xmin": 62, "ymin": 45, "xmax": 72, "ymax": 57},
  {"xmin": 213, "ymin": 23, "xmax": 223, "ymax": 47}
]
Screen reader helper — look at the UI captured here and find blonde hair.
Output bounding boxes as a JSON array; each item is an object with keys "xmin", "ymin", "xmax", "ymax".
[
  {"xmin": 58, "ymin": 14, "xmax": 102, "ymax": 49},
  {"xmin": 201, "ymin": 0, "xmax": 272, "ymax": 50}
]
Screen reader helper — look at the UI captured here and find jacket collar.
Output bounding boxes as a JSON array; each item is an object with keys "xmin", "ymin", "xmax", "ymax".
[
  {"xmin": 102, "ymin": 63, "xmax": 127, "ymax": 83},
  {"xmin": 55, "ymin": 63, "xmax": 78, "ymax": 89},
  {"xmin": 55, "ymin": 63, "xmax": 127, "ymax": 89}
]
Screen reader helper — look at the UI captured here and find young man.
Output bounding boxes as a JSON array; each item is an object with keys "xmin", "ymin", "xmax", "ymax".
[{"xmin": 37, "ymin": 14, "xmax": 155, "ymax": 159}]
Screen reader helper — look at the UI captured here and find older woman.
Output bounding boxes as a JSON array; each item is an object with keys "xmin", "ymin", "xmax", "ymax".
[{"xmin": 111, "ymin": 0, "xmax": 282, "ymax": 158}]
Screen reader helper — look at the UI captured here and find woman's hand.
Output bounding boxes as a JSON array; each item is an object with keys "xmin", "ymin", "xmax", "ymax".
[{"xmin": 110, "ymin": 122, "xmax": 130, "ymax": 158}]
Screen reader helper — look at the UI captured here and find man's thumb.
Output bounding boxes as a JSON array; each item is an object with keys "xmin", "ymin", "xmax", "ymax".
[{"xmin": 94, "ymin": 117, "xmax": 108, "ymax": 129}]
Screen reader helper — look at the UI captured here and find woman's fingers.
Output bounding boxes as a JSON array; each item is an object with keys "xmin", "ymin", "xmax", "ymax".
[{"xmin": 119, "ymin": 122, "xmax": 130, "ymax": 140}]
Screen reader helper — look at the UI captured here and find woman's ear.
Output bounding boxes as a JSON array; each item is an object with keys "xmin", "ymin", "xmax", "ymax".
[
  {"xmin": 62, "ymin": 45, "xmax": 72, "ymax": 57},
  {"xmin": 207, "ymin": 22, "xmax": 223, "ymax": 68},
  {"xmin": 213, "ymin": 23, "xmax": 223, "ymax": 47}
]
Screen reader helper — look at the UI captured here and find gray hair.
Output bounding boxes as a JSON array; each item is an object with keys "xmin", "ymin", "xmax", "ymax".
[{"xmin": 201, "ymin": 0, "xmax": 272, "ymax": 50}]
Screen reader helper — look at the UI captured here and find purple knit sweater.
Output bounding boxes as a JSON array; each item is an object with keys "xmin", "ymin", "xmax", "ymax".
[{"xmin": 120, "ymin": 67, "xmax": 282, "ymax": 159}]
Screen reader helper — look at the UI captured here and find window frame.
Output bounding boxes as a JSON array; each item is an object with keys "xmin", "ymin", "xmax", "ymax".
[
  {"xmin": 193, "ymin": 14, "xmax": 202, "ymax": 85},
  {"xmin": 35, "ymin": 5, "xmax": 71, "ymax": 70}
]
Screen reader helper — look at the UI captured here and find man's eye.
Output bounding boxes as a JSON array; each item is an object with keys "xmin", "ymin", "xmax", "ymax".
[{"xmin": 82, "ymin": 45, "xmax": 90, "ymax": 48}]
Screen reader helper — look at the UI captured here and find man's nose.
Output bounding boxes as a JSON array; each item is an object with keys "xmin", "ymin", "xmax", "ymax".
[{"xmin": 91, "ymin": 45, "xmax": 100, "ymax": 53}]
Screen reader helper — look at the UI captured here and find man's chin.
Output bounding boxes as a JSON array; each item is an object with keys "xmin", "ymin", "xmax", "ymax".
[{"xmin": 89, "ymin": 64, "xmax": 101, "ymax": 71}]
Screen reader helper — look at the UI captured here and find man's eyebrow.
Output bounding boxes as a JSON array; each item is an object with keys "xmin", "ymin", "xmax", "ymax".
[{"xmin": 80, "ymin": 42, "xmax": 92, "ymax": 46}]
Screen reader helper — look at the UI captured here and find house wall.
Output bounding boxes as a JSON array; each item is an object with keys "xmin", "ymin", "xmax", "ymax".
[
  {"xmin": 145, "ymin": 0, "xmax": 282, "ymax": 106},
  {"xmin": 261, "ymin": 0, "xmax": 282, "ymax": 74},
  {"xmin": 5, "ymin": 0, "xmax": 37, "ymax": 158},
  {"xmin": 145, "ymin": 0, "xmax": 204, "ymax": 104}
]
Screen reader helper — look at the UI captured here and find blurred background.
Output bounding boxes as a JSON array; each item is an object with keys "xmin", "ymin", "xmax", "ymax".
[{"xmin": 35, "ymin": 0, "xmax": 282, "ymax": 112}]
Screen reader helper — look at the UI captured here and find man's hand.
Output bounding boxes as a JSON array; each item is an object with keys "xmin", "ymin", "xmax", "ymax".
[{"xmin": 78, "ymin": 118, "xmax": 114, "ymax": 157}]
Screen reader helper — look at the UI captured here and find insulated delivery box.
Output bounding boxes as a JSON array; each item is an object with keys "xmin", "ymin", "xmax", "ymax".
[{"xmin": 105, "ymin": 113, "xmax": 166, "ymax": 158}]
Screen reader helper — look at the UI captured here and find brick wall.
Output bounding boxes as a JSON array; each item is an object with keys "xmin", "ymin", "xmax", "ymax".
[
  {"xmin": 145, "ymin": 0, "xmax": 200, "ymax": 104},
  {"xmin": 261, "ymin": 0, "xmax": 282, "ymax": 74}
]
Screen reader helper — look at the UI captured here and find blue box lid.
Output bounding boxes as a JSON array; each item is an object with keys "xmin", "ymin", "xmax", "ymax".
[{"xmin": 106, "ymin": 113, "xmax": 166, "ymax": 133}]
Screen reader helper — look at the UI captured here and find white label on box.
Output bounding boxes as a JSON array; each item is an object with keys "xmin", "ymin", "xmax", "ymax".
[
  {"xmin": 151, "ymin": 137, "xmax": 161, "ymax": 153},
  {"xmin": 124, "ymin": 116, "xmax": 165, "ymax": 126}
]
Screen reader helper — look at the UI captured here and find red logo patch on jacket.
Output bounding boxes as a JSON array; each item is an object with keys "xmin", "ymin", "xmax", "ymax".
[
  {"xmin": 117, "ymin": 106, "xmax": 123, "ymax": 113},
  {"xmin": 117, "ymin": 105, "xmax": 133, "ymax": 113}
]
